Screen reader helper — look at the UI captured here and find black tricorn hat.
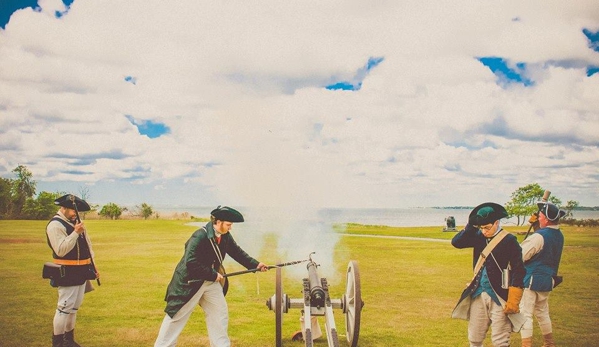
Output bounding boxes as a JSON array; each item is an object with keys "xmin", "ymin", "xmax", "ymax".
[
  {"xmin": 211, "ymin": 206, "xmax": 244, "ymax": 223},
  {"xmin": 468, "ymin": 202, "xmax": 508, "ymax": 226},
  {"xmin": 537, "ymin": 201, "xmax": 566, "ymax": 221},
  {"xmin": 54, "ymin": 194, "xmax": 91, "ymax": 212}
]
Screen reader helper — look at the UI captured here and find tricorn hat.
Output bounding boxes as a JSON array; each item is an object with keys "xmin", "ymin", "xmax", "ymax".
[
  {"xmin": 468, "ymin": 202, "xmax": 508, "ymax": 226},
  {"xmin": 54, "ymin": 194, "xmax": 91, "ymax": 212},
  {"xmin": 537, "ymin": 201, "xmax": 566, "ymax": 221},
  {"xmin": 211, "ymin": 206, "xmax": 244, "ymax": 223}
]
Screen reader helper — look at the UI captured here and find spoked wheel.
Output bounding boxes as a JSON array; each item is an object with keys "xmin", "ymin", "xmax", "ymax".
[
  {"xmin": 275, "ymin": 266, "xmax": 283, "ymax": 347},
  {"xmin": 344, "ymin": 260, "xmax": 362, "ymax": 347}
]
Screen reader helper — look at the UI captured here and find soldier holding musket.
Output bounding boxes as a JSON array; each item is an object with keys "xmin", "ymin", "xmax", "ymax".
[
  {"xmin": 519, "ymin": 201, "xmax": 565, "ymax": 347},
  {"xmin": 46, "ymin": 194, "xmax": 99, "ymax": 347}
]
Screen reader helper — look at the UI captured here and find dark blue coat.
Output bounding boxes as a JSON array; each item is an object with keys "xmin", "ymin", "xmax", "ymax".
[{"xmin": 452, "ymin": 224, "xmax": 525, "ymax": 302}]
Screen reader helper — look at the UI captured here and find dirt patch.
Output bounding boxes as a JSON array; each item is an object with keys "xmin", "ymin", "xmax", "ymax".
[{"xmin": 0, "ymin": 238, "xmax": 42, "ymax": 243}]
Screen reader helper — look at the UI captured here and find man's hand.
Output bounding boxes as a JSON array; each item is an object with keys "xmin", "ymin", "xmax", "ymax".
[
  {"xmin": 503, "ymin": 286, "xmax": 524, "ymax": 314},
  {"xmin": 74, "ymin": 222, "xmax": 85, "ymax": 234},
  {"xmin": 529, "ymin": 213, "xmax": 540, "ymax": 231},
  {"xmin": 528, "ymin": 213, "xmax": 538, "ymax": 224},
  {"xmin": 257, "ymin": 262, "xmax": 269, "ymax": 272},
  {"xmin": 215, "ymin": 272, "xmax": 224, "ymax": 282}
]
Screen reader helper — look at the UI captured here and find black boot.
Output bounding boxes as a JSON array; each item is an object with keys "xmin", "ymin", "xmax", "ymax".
[
  {"xmin": 52, "ymin": 334, "xmax": 64, "ymax": 347},
  {"xmin": 63, "ymin": 330, "xmax": 81, "ymax": 347}
]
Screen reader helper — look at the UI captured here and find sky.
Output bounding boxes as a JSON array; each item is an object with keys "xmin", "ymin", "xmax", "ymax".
[{"xmin": 1, "ymin": 0, "xmax": 599, "ymax": 212}]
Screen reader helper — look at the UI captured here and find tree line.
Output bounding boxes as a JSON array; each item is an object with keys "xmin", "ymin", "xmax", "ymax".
[
  {"xmin": 0, "ymin": 165, "xmax": 153, "ymax": 220},
  {"xmin": 0, "ymin": 165, "xmax": 588, "ymax": 223}
]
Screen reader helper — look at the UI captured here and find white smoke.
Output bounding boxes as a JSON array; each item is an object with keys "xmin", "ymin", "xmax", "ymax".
[{"xmin": 232, "ymin": 205, "xmax": 342, "ymax": 282}]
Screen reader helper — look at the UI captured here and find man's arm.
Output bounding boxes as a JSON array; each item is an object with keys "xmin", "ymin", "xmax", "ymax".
[
  {"xmin": 509, "ymin": 237, "xmax": 526, "ymax": 287},
  {"xmin": 451, "ymin": 224, "xmax": 479, "ymax": 249},
  {"xmin": 503, "ymin": 237, "xmax": 526, "ymax": 314},
  {"xmin": 46, "ymin": 220, "xmax": 79, "ymax": 257},
  {"xmin": 520, "ymin": 233, "xmax": 544, "ymax": 262}
]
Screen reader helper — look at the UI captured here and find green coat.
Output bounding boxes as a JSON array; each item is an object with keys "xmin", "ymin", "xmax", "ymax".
[{"xmin": 163, "ymin": 222, "xmax": 259, "ymax": 318}]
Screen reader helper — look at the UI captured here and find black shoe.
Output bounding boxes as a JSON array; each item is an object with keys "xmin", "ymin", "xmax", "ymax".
[
  {"xmin": 52, "ymin": 334, "xmax": 64, "ymax": 347},
  {"xmin": 63, "ymin": 330, "xmax": 81, "ymax": 347}
]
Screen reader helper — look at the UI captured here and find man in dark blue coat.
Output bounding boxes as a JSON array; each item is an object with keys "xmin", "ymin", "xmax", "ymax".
[
  {"xmin": 519, "ymin": 202, "xmax": 565, "ymax": 347},
  {"xmin": 154, "ymin": 206, "xmax": 268, "ymax": 347},
  {"xmin": 451, "ymin": 202, "xmax": 526, "ymax": 347}
]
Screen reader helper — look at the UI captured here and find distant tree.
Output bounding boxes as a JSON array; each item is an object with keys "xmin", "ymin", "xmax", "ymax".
[
  {"xmin": 136, "ymin": 203, "xmax": 154, "ymax": 219},
  {"xmin": 564, "ymin": 200, "xmax": 579, "ymax": 219},
  {"xmin": 78, "ymin": 186, "xmax": 93, "ymax": 217},
  {"xmin": 99, "ymin": 202, "xmax": 126, "ymax": 220},
  {"xmin": 0, "ymin": 177, "xmax": 13, "ymax": 219},
  {"xmin": 10, "ymin": 165, "xmax": 37, "ymax": 218},
  {"xmin": 505, "ymin": 183, "xmax": 561, "ymax": 226},
  {"xmin": 21, "ymin": 191, "xmax": 61, "ymax": 219}
]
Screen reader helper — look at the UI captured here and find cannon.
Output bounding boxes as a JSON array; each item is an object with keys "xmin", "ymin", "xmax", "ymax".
[
  {"xmin": 266, "ymin": 253, "xmax": 364, "ymax": 347},
  {"xmin": 443, "ymin": 216, "xmax": 457, "ymax": 232}
]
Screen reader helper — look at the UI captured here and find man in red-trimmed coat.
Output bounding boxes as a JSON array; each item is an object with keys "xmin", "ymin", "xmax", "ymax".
[{"xmin": 154, "ymin": 206, "xmax": 268, "ymax": 347}]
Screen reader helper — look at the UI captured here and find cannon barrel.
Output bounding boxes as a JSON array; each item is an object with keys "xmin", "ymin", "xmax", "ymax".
[{"xmin": 307, "ymin": 261, "xmax": 326, "ymax": 308}]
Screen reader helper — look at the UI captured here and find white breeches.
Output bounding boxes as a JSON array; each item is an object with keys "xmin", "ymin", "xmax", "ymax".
[
  {"xmin": 468, "ymin": 292, "xmax": 512, "ymax": 347},
  {"xmin": 155, "ymin": 281, "xmax": 229, "ymax": 347},
  {"xmin": 54, "ymin": 284, "xmax": 86, "ymax": 335},
  {"xmin": 520, "ymin": 289, "xmax": 552, "ymax": 338}
]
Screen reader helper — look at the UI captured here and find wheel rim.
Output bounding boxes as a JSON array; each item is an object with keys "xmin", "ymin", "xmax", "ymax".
[
  {"xmin": 275, "ymin": 266, "xmax": 283, "ymax": 347},
  {"xmin": 344, "ymin": 260, "xmax": 362, "ymax": 347}
]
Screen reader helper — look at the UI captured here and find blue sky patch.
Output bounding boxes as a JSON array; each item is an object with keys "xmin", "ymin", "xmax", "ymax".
[
  {"xmin": 478, "ymin": 57, "xmax": 533, "ymax": 87},
  {"xmin": 125, "ymin": 76, "xmax": 137, "ymax": 85},
  {"xmin": 326, "ymin": 82, "xmax": 358, "ymax": 91},
  {"xmin": 0, "ymin": 0, "xmax": 39, "ymax": 29},
  {"xmin": 0, "ymin": 0, "xmax": 74, "ymax": 28},
  {"xmin": 583, "ymin": 28, "xmax": 599, "ymax": 52},
  {"xmin": 126, "ymin": 115, "xmax": 170, "ymax": 139},
  {"xmin": 583, "ymin": 29, "xmax": 599, "ymax": 76},
  {"xmin": 326, "ymin": 56, "xmax": 384, "ymax": 91}
]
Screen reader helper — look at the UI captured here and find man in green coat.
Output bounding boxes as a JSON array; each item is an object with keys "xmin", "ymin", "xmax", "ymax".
[{"xmin": 154, "ymin": 206, "xmax": 268, "ymax": 347}]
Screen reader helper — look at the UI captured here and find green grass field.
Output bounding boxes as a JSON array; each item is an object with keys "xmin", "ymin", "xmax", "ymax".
[{"xmin": 1, "ymin": 220, "xmax": 597, "ymax": 346}]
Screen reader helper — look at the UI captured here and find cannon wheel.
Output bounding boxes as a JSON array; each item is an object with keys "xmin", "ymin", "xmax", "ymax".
[
  {"xmin": 344, "ymin": 260, "xmax": 362, "ymax": 347},
  {"xmin": 275, "ymin": 266, "xmax": 283, "ymax": 347}
]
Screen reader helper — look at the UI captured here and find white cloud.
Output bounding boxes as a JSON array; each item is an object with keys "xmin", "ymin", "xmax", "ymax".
[{"xmin": 0, "ymin": 0, "xmax": 598, "ymax": 210}]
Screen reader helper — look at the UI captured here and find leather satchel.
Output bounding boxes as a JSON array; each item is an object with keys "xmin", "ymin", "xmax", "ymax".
[{"xmin": 42, "ymin": 262, "xmax": 63, "ymax": 279}]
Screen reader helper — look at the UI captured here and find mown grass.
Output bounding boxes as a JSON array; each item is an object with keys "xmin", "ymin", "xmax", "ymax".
[{"xmin": 0, "ymin": 220, "xmax": 597, "ymax": 346}]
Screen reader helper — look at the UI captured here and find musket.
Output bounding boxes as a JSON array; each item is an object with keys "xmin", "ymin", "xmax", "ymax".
[
  {"xmin": 187, "ymin": 255, "xmax": 312, "ymax": 284},
  {"xmin": 225, "ymin": 259, "xmax": 311, "ymax": 277},
  {"xmin": 70, "ymin": 195, "xmax": 101, "ymax": 286},
  {"xmin": 523, "ymin": 190, "xmax": 551, "ymax": 240}
]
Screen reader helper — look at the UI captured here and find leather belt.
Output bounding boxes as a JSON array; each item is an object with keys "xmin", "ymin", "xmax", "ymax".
[{"xmin": 53, "ymin": 258, "xmax": 92, "ymax": 265}]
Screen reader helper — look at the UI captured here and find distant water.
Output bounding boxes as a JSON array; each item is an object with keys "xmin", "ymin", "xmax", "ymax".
[{"xmin": 155, "ymin": 206, "xmax": 599, "ymax": 227}]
